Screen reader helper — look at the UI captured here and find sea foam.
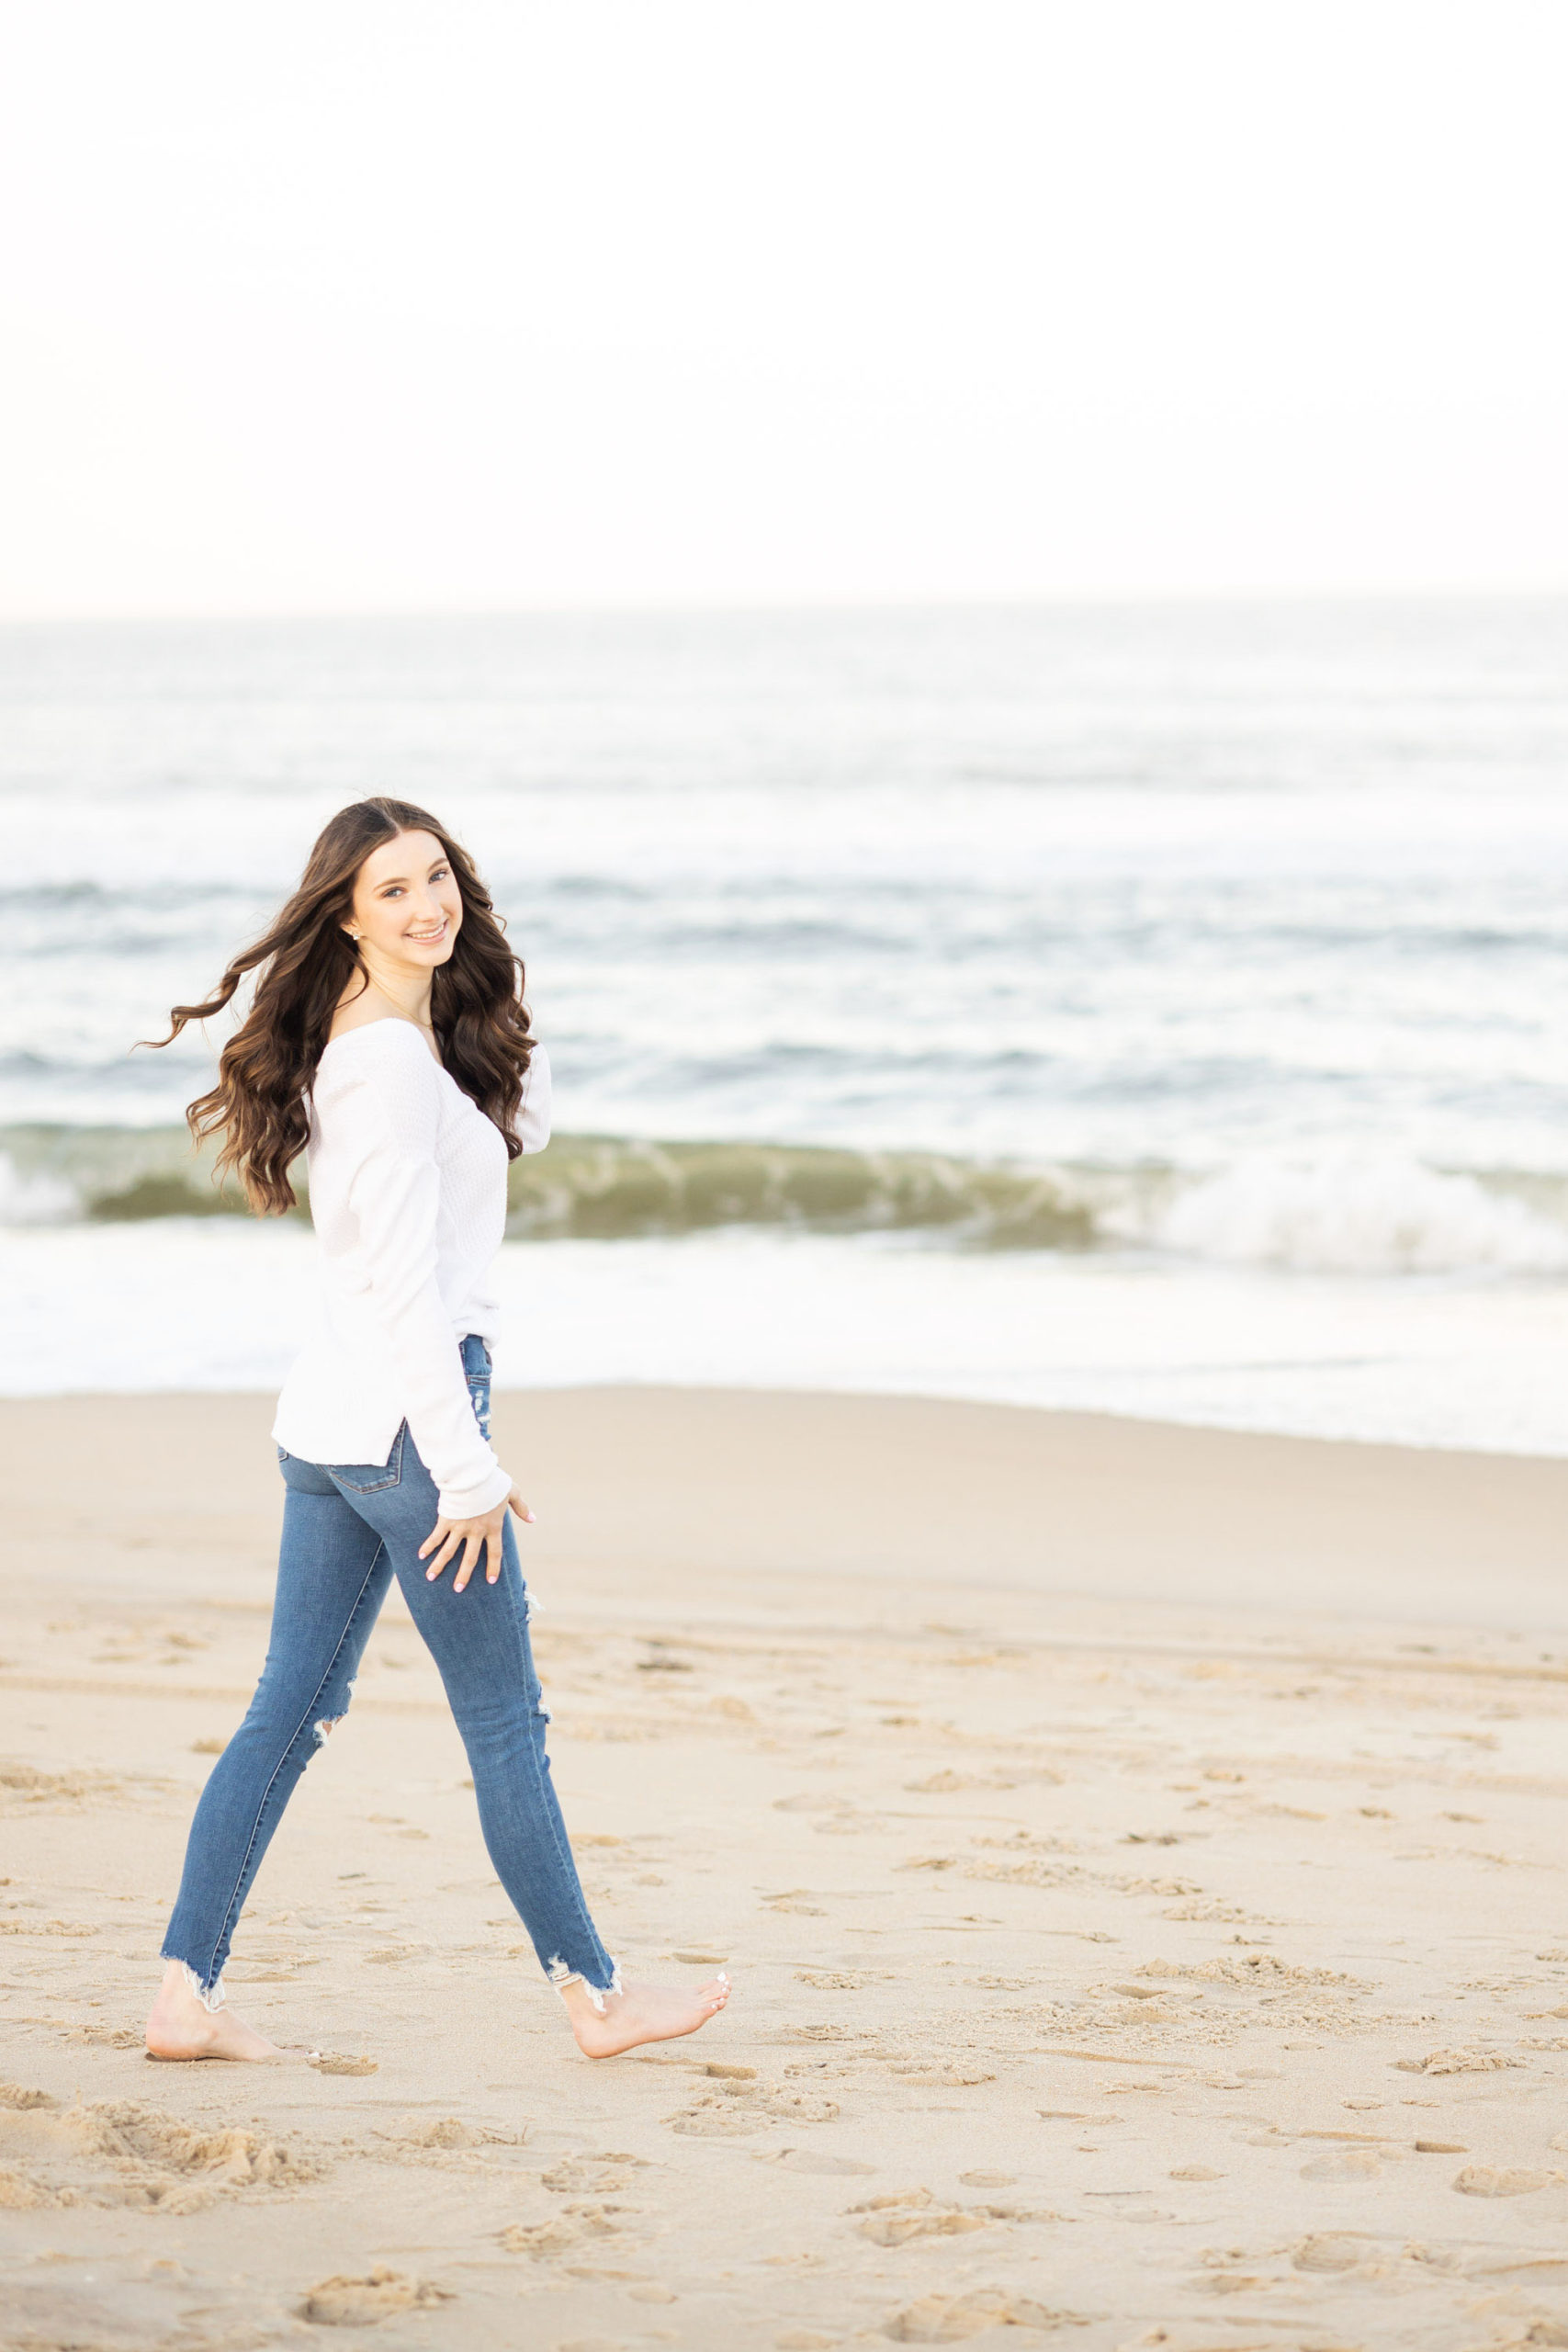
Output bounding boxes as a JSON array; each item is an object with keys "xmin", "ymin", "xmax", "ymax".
[{"xmin": 6, "ymin": 1125, "xmax": 1568, "ymax": 1281}]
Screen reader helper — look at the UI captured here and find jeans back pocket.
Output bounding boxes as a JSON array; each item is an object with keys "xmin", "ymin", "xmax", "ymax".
[{"xmin": 327, "ymin": 1424, "xmax": 406, "ymax": 1493}]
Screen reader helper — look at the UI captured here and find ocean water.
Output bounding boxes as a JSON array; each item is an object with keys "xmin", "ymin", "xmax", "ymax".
[{"xmin": 6, "ymin": 600, "xmax": 1568, "ymax": 1448}]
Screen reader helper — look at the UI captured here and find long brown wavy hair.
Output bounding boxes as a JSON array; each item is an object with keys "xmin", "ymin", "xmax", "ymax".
[{"xmin": 146, "ymin": 797, "xmax": 536, "ymax": 1215}]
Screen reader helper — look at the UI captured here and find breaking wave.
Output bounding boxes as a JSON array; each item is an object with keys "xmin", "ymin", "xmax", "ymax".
[{"xmin": 6, "ymin": 1124, "xmax": 1568, "ymax": 1279}]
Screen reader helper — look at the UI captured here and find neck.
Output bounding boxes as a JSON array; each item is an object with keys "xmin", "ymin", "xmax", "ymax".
[{"xmin": 353, "ymin": 953, "xmax": 434, "ymax": 1029}]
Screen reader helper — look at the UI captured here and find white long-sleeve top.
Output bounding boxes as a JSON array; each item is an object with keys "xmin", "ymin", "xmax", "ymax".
[{"xmin": 271, "ymin": 1019, "xmax": 551, "ymax": 1517}]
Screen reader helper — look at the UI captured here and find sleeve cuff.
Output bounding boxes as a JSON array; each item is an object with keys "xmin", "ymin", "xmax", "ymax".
[{"xmin": 435, "ymin": 1464, "xmax": 513, "ymax": 1521}]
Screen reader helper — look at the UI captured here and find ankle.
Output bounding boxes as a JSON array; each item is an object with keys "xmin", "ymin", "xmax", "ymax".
[
  {"xmin": 558, "ymin": 1979, "xmax": 615, "ymax": 2039},
  {"xmin": 157, "ymin": 1957, "xmax": 225, "ymax": 2012}
]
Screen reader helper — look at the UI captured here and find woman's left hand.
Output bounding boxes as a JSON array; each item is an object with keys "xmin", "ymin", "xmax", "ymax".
[{"xmin": 420, "ymin": 1484, "xmax": 535, "ymax": 1592}]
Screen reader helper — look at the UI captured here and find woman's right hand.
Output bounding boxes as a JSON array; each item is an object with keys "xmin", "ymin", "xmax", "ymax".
[{"xmin": 420, "ymin": 1484, "xmax": 535, "ymax": 1592}]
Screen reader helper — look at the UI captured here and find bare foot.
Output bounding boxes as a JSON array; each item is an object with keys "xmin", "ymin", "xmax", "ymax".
[
  {"xmin": 144, "ymin": 1960, "xmax": 301, "ymax": 2063},
  {"xmin": 559, "ymin": 1972, "xmax": 730, "ymax": 2059}
]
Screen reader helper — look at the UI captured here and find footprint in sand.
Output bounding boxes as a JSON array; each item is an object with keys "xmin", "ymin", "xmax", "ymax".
[
  {"xmin": 761, "ymin": 2088, "xmax": 840, "ymax": 2123},
  {"xmin": 1395, "ymin": 2048, "xmax": 1524, "ymax": 2075},
  {"xmin": 1140, "ymin": 1954, "xmax": 1362, "ymax": 1991},
  {"xmin": 0, "ymin": 1763, "xmax": 130, "ymax": 1810},
  {"xmin": 667, "ymin": 2102, "xmax": 761, "ymax": 2138},
  {"xmin": 1292, "ymin": 2232, "xmax": 1372, "ymax": 2271},
  {"xmin": 502, "ymin": 2204, "xmax": 632, "ymax": 2258},
  {"xmin": 0, "ymin": 2085, "xmax": 53, "ymax": 2111},
  {"xmin": 541, "ymin": 2154, "xmax": 647, "ymax": 2194},
  {"xmin": 0, "ymin": 1918, "xmax": 98, "ymax": 1939},
  {"xmin": 393, "ymin": 2118, "xmax": 479, "ymax": 2151},
  {"xmin": 669, "ymin": 2082, "xmax": 839, "ymax": 2135},
  {"xmin": 297, "ymin": 2267, "xmax": 452, "ymax": 2324},
  {"xmin": 1301, "ymin": 2150, "xmax": 1382, "ymax": 2180},
  {"xmin": 1452, "ymin": 2164, "xmax": 1558, "ymax": 2197},
  {"xmin": 1, "ymin": 2095, "xmax": 325, "ymax": 2214},
  {"xmin": 1183, "ymin": 2271, "xmax": 1269, "ymax": 2299},
  {"xmin": 882, "ymin": 2289, "xmax": 1080, "ymax": 2341},
  {"xmin": 851, "ymin": 2188, "xmax": 988, "ymax": 2247},
  {"xmin": 502, "ymin": 2216, "xmax": 582, "ymax": 2259}
]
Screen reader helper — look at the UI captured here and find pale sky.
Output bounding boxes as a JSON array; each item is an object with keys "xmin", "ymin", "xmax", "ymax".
[{"xmin": 2, "ymin": 0, "xmax": 1564, "ymax": 616}]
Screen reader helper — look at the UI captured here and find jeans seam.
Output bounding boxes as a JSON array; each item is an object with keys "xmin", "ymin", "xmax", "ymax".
[
  {"xmin": 499, "ymin": 1562, "xmax": 611, "ymax": 1984},
  {"xmin": 187, "ymin": 1536, "xmax": 388, "ymax": 1990}
]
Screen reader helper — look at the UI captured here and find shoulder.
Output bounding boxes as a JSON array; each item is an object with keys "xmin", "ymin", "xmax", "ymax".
[
  {"xmin": 314, "ymin": 1022, "xmax": 445, "ymax": 1129},
  {"xmin": 324, "ymin": 1012, "xmax": 434, "ymax": 1054},
  {"xmin": 319, "ymin": 1020, "xmax": 439, "ymax": 1080}
]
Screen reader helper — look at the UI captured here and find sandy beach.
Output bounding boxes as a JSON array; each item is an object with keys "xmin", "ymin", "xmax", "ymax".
[{"xmin": 4, "ymin": 1385, "xmax": 1568, "ymax": 2351}]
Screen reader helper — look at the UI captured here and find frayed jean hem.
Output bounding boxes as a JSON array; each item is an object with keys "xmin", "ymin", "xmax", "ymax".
[
  {"xmin": 546, "ymin": 1956, "xmax": 625, "ymax": 2015},
  {"xmin": 161, "ymin": 1954, "xmax": 227, "ymax": 2012}
]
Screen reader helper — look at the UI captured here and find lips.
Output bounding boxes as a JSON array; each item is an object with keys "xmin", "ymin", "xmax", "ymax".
[{"xmin": 405, "ymin": 921, "xmax": 447, "ymax": 944}]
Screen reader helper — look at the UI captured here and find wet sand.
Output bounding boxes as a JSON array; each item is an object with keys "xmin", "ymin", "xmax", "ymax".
[{"xmin": 3, "ymin": 1386, "xmax": 1568, "ymax": 2351}]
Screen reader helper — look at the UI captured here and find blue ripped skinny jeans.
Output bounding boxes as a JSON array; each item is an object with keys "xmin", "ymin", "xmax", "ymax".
[{"xmin": 160, "ymin": 1337, "xmax": 618, "ymax": 2010}]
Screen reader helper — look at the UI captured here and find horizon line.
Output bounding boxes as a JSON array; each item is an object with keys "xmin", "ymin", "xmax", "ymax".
[{"xmin": 2, "ymin": 582, "xmax": 1567, "ymax": 628}]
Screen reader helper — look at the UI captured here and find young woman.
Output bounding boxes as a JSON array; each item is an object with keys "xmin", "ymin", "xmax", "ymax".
[{"xmin": 141, "ymin": 797, "xmax": 729, "ymax": 2063}]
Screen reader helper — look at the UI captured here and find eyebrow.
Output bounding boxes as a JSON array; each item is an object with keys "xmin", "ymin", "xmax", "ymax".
[{"xmin": 373, "ymin": 858, "xmax": 449, "ymax": 890}]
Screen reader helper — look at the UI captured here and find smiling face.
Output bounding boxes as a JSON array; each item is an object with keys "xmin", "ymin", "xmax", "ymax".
[{"xmin": 344, "ymin": 829, "xmax": 464, "ymax": 974}]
